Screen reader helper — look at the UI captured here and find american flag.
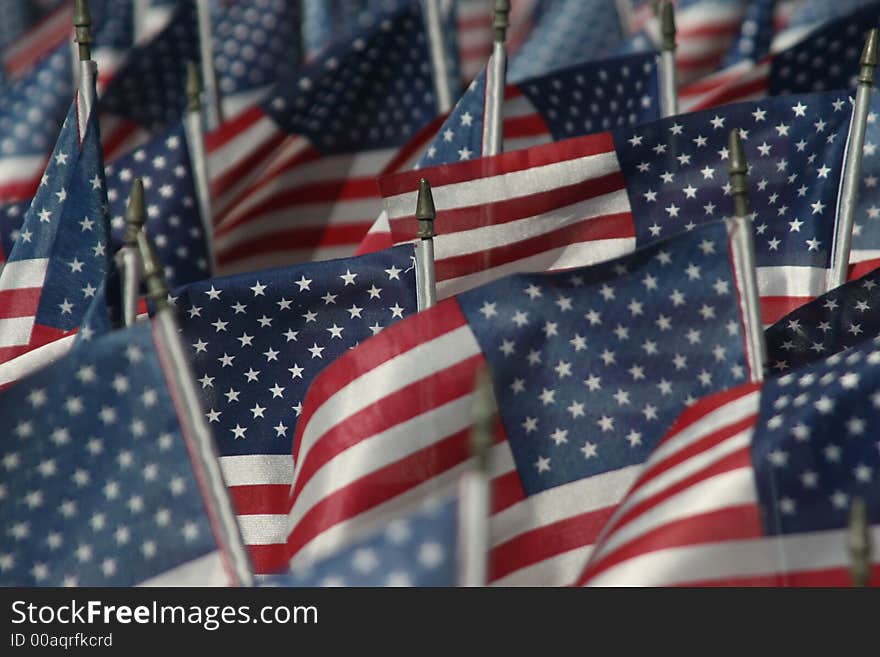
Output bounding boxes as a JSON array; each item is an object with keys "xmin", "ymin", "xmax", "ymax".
[
  {"xmin": 379, "ymin": 91, "xmax": 849, "ymax": 315},
  {"xmin": 206, "ymin": 1, "xmax": 448, "ymax": 273},
  {"xmin": 0, "ymin": 322, "xmax": 233, "ymax": 586},
  {"xmin": 577, "ymin": 341, "xmax": 880, "ymax": 586},
  {"xmin": 0, "ymin": 93, "xmax": 110, "ymax": 389},
  {"xmin": 1, "ymin": 1, "xmax": 70, "ymax": 79},
  {"xmin": 680, "ymin": 1, "xmax": 880, "ymax": 112},
  {"xmin": 171, "ymin": 245, "xmax": 418, "ymax": 573},
  {"xmin": 0, "ymin": 0, "xmax": 41, "ymax": 53},
  {"xmin": 0, "ymin": 43, "xmax": 72, "ymax": 203},
  {"xmin": 722, "ymin": 0, "xmax": 777, "ymax": 68},
  {"xmin": 849, "ymin": 90, "xmax": 880, "ymax": 279},
  {"xmin": 765, "ymin": 267, "xmax": 880, "ymax": 374},
  {"xmin": 266, "ymin": 493, "xmax": 459, "ymax": 586},
  {"xmin": 284, "ymin": 220, "xmax": 755, "ymax": 585},
  {"xmin": 357, "ymin": 49, "xmax": 662, "ymax": 255},
  {"xmin": 0, "ymin": 201, "xmax": 30, "ymax": 263},
  {"xmin": 105, "ymin": 121, "xmax": 210, "ymax": 290}
]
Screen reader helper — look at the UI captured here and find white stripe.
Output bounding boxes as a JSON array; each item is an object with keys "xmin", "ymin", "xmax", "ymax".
[
  {"xmin": 219, "ymin": 454, "xmax": 293, "ymax": 487},
  {"xmin": 505, "ymin": 94, "xmax": 538, "ymax": 119},
  {"xmin": 438, "ymin": 237, "xmax": 636, "ymax": 298},
  {"xmin": 0, "ymin": 333, "xmax": 75, "ymax": 386},
  {"xmin": 505, "ymin": 134, "xmax": 553, "ymax": 152},
  {"xmin": 0, "ymin": 258, "xmax": 49, "ymax": 290},
  {"xmin": 758, "ymin": 265, "xmax": 827, "ymax": 298},
  {"xmin": 850, "ymin": 248, "xmax": 880, "ymax": 264},
  {"xmin": 0, "ymin": 317, "xmax": 36, "ymax": 348},
  {"xmin": 384, "ymin": 149, "xmax": 621, "ymax": 220},
  {"xmin": 237, "ymin": 514, "xmax": 290, "ymax": 546},
  {"xmin": 294, "ymin": 323, "xmax": 480, "ymax": 473},
  {"xmin": 0, "ymin": 155, "xmax": 45, "ymax": 183},
  {"xmin": 208, "ymin": 113, "xmax": 280, "ymax": 178},
  {"xmin": 586, "ymin": 525, "xmax": 880, "ymax": 586},
  {"xmin": 491, "ymin": 545, "xmax": 594, "ymax": 587},
  {"xmin": 138, "ymin": 550, "xmax": 230, "ymax": 586}
]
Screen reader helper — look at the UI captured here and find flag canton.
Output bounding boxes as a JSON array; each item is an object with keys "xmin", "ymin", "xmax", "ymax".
[
  {"xmin": 518, "ymin": 51, "xmax": 661, "ymax": 140},
  {"xmin": 613, "ymin": 92, "xmax": 849, "ymax": 269},
  {"xmin": 724, "ymin": 0, "xmax": 776, "ymax": 67},
  {"xmin": 174, "ymin": 245, "xmax": 417, "ymax": 458},
  {"xmin": 100, "ymin": 2, "xmax": 199, "ymax": 133},
  {"xmin": 105, "ymin": 122, "xmax": 209, "ymax": 290},
  {"xmin": 91, "ymin": 0, "xmax": 135, "ymax": 51},
  {"xmin": 769, "ymin": 3, "xmax": 880, "ymax": 95},
  {"xmin": 780, "ymin": 0, "xmax": 871, "ymax": 33},
  {"xmin": 261, "ymin": 1, "xmax": 438, "ymax": 155},
  {"xmin": 302, "ymin": 0, "xmax": 394, "ymax": 57},
  {"xmin": 268, "ymin": 495, "xmax": 458, "ymax": 587},
  {"xmin": 418, "ymin": 68, "xmax": 485, "ymax": 167},
  {"xmin": 0, "ymin": 201, "xmax": 29, "ymax": 261},
  {"xmin": 28, "ymin": 112, "xmax": 111, "ymax": 333},
  {"xmin": 0, "ymin": 44, "xmax": 72, "ymax": 159},
  {"xmin": 211, "ymin": 0, "xmax": 302, "ymax": 99},
  {"xmin": 508, "ymin": 0, "xmax": 626, "ymax": 83},
  {"xmin": 0, "ymin": 324, "xmax": 217, "ymax": 586},
  {"xmin": 851, "ymin": 89, "xmax": 880, "ymax": 257},
  {"xmin": 458, "ymin": 220, "xmax": 748, "ymax": 495},
  {"xmin": 753, "ymin": 343, "xmax": 880, "ymax": 536},
  {"xmin": 765, "ymin": 270, "xmax": 880, "ymax": 374}
]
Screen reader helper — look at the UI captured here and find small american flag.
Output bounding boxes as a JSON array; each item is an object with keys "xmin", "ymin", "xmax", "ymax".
[
  {"xmin": 0, "ymin": 43, "xmax": 73, "ymax": 203},
  {"xmin": 285, "ymin": 220, "xmax": 754, "ymax": 585},
  {"xmin": 0, "ymin": 93, "xmax": 110, "ymax": 388},
  {"xmin": 0, "ymin": 322, "xmax": 235, "ymax": 586},
  {"xmin": 267, "ymin": 493, "xmax": 459, "ymax": 587},
  {"xmin": 171, "ymin": 245, "xmax": 418, "ymax": 573},
  {"xmin": 578, "ymin": 341, "xmax": 880, "ymax": 586},
  {"xmin": 765, "ymin": 268, "xmax": 880, "ymax": 373},
  {"xmin": 380, "ymin": 91, "xmax": 849, "ymax": 316},
  {"xmin": 207, "ymin": 1, "xmax": 447, "ymax": 273}
]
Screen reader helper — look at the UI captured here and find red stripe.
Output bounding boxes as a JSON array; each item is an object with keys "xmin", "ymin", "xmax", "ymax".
[
  {"xmin": 761, "ymin": 295, "xmax": 815, "ymax": 325},
  {"xmin": 3, "ymin": 6, "xmax": 71, "ymax": 76},
  {"xmin": 434, "ymin": 212, "xmax": 635, "ymax": 282},
  {"xmin": 0, "ymin": 177, "xmax": 42, "ymax": 203},
  {"xmin": 210, "ymin": 132, "xmax": 294, "ymax": 207},
  {"xmin": 379, "ymin": 131, "xmax": 616, "ymax": 197},
  {"xmin": 490, "ymin": 505, "xmax": 617, "ymax": 581},
  {"xmin": 292, "ymin": 301, "xmax": 469, "ymax": 462},
  {"xmin": 655, "ymin": 382, "xmax": 760, "ymax": 447},
  {"xmin": 681, "ymin": 563, "xmax": 880, "ymax": 587},
  {"xmin": 0, "ymin": 287, "xmax": 42, "ymax": 319},
  {"xmin": 390, "ymin": 170, "xmax": 627, "ymax": 240},
  {"xmin": 206, "ymin": 104, "xmax": 267, "ymax": 152},
  {"xmin": 505, "ymin": 113, "xmax": 549, "ymax": 139},
  {"xmin": 848, "ymin": 259, "xmax": 880, "ymax": 281},
  {"xmin": 354, "ymin": 228, "xmax": 395, "ymax": 256},
  {"xmin": 460, "ymin": 45, "xmax": 493, "ymax": 59},
  {"xmin": 228, "ymin": 484, "xmax": 290, "ymax": 516},
  {"xmin": 0, "ymin": 323, "xmax": 73, "ymax": 369},
  {"xmin": 247, "ymin": 544, "xmax": 290, "ymax": 575},
  {"xmin": 458, "ymin": 15, "xmax": 492, "ymax": 30},
  {"xmin": 677, "ymin": 23, "xmax": 740, "ymax": 39},
  {"xmin": 100, "ymin": 118, "xmax": 142, "ymax": 164},
  {"xmin": 690, "ymin": 75, "xmax": 770, "ymax": 112},
  {"xmin": 492, "ymin": 470, "xmax": 526, "ymax": 513},
  {"xmin": 286, "ymin": 428, "xmax": 475, "ymax": 559},
  {"xmin": 581, "ymin": 504, "xmax": 762, "ymax": 585},
  {"xmin": 290, "ymin": 354, "xmax": 487, "ymax": 503},
  {"xmin": 216, "ymin": 222, "xmax": 374, "ymax": 266}
]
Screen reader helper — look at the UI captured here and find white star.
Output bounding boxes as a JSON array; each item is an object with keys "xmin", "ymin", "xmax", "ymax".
[
  {"xmin": 340, "ymin": 269, "xmax": 358, "ymax": 285},
  {"xmin": 295, "ymin": 276, "xmax": 312, "ymax": 291}
]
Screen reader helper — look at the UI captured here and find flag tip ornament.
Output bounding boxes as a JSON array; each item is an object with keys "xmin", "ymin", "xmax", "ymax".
[
  {"xmin": 136, "ymin": 223, "xmax": 170, "ymax": 313},
  {"xmin": 124, "ymin": 178, "xmax": 146, "ymax": 248},
  {"xmin": 493, "ymin": 0, "xmax": 511, "ymax": 43},
  {"xmin": 186, "ymin": 61, "xmax": 202, "ymax": 113},
  {"xmin": 659, "ymin": 1, "xmax": 678, "ymax": 117},
  {"xmin": 728, "ymin": 129, "xmax": 750, "ymax": 219},
  {"xmin": 848, "ymin": 497, "xmax": 872, "ymax": 586},
  {"xmin": 73, "ymin": 0, "xmax": 92, "ymax": 62},
  {"xmin": 861, "ymin": 28, "xmax": 879, "ymax": 82},
  {"xmin": 470, "ymin": 366, "xmax": 496, "ymax": 472},
  {"xmin": 660, "ymin": 0, "xmax": 676, "ymax": 53},
  {"xmin": 416, "ymin": 178, "xmax": 436, "ymax": 239}
]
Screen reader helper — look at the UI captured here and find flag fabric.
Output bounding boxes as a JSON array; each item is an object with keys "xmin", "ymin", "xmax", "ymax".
[
  {"xmin": 1, "ymin": 1, "xmax": 70, "ymax": 79},
  {"xmin": 0, "ymin": 321, "xmax": 235, "ymax": 586},
  {"xmin": 849, "ymin": 89, "xmax": 880, "ymax": 279},
  {"xmin": 379, "ymin": 91, "xmax": 849, "ymax": 319},
  {"xmin": 0, "ymin": 43, "xmax": 73, "ymax": 203},
  {"xmin": 577, "ymin": 341, "xmax": 880, "ymax": 586},
  {"xmin": 765, "ymin": 267, "xmax": 880, "ymax": 374},
  {"xmin": 266, "ymin": 493, "xmax": 459, "ymax": 587},
  {"xmin": 0, "ymin": 0, "xmax": 42, "ymax": 53},
  {"xmin": 285, "ymin": 220, "xmax": 755, "ymax": 585},
  {"xmin": 723, "ymin": 0, "xmax": 777, "ymax": 67},
  {"xmin": 171, "ymin": 245, "xmax": 418, "ymax": 573},
  {"xmin": 0, "ymin": 201, "xmax": 30, "ymax": 263},
  {"xmin": 679, "ymin": 1, "xmax": 880, "ymax": 111},
  {"xmin": 0, "ymin": 93, "xmax": 110, "ymax": 389},
  {"xmin": 356, "ymin": 49, "xmax": 663, "ymax": 255},
  {"xmin": 105, "ymin": 121, "xmax": 210, "ymax": 290},
  {"xmin": 206, "ymin": 1, "xmax": 450, "ymax": 273}
]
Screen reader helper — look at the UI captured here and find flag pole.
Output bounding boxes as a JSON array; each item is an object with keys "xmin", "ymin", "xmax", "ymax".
[
  {"xmin": 73, "ymin": 0, "xmax": 96, "ymax": 136},
  {"xmin": 185, "ymin": 61, "xmax": 216, "ymax": 274},
  {"xmin": 727, "ymin": 129, "xmax": 766, "ymax": 382},
  {"xmin": 659, "ymin": 0, "xmax": 678, "ymax": 118},
  {"xmin": 133, "ymin": 0, "xmax": 150, "ymax": 43},
  {"xmin": 120, "ymin": 178, "xmax": 146, "ymax": 327},
  {"xmin": 848, "ymin": 497, "xmax": 872, "ymax": 586},
  {"xmin": 415, "ymin": 178, "xmax": 437, "ymax": 310},
  {"xmin": 457, "ymin": 367, "xmax": 495, "ymax": 587},
  {"xmin": 138, "ymin": 226, "xmax": 254, "ymax": 587},
  {"xmin": 424, "ymin": 0, "xmax": 455, "ymax": 113},
  {"xmin": 483, "ymin": 0, "xmax": 510, "ymax": 157},
  {"xmin": 196, "ymin": 0, "xmax": 223, "ymax": 131},
  {"xmin": 829, "ymin": 28, "xmax": 878, "ymax": 289}
]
